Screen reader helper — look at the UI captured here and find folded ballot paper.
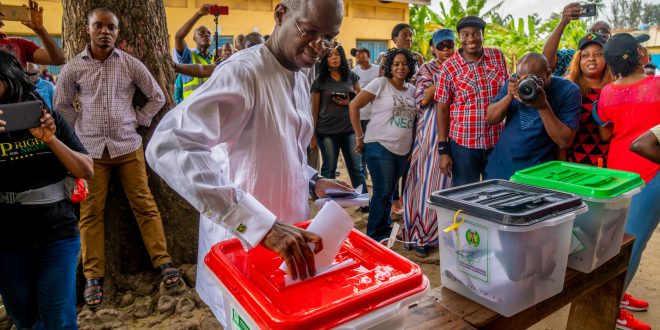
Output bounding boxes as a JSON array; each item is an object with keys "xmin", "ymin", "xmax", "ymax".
[
  {"xmin": 314, "ymin": 184, "xmax": 369, "ymax": 208},
  {"xmin": 280, "ymin": 201, "xmax": 355, "ymax": 284}
]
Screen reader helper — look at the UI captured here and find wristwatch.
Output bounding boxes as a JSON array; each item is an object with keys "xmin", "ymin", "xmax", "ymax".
[{"xmin": 309, "ymin": 173, "xmax": 324, "ymax": 200}]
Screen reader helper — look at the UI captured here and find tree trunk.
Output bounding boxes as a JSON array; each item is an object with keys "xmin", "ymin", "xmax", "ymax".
[{"xmin": 60, "ymin": 0, "xmax": 199, "ymax": 299}]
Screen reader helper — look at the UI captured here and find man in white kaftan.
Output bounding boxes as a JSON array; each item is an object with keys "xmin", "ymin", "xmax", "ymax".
[{"xmin": 145, "ymin": 0, "xmax": 346, "ymax": 325}]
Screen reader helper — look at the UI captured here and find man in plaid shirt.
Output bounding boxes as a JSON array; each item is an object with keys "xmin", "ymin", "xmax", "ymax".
[
  {"xmin": 434, "ymin": 16, "xmax": 509, "ymax": 186},
  {"xmin": 54, "ymin": 8, "xmax": 178, "ymax": 307}
]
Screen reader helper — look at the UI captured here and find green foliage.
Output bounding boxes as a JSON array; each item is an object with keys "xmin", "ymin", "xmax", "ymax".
[{"xmin": 409, "ymin": 1, "xmax": 587, "ymax": 72}]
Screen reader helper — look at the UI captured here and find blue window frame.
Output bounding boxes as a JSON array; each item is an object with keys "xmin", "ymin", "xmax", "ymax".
[{"xmin": 356, "ymin": 40, "xmax": 389, "ymax": 64}]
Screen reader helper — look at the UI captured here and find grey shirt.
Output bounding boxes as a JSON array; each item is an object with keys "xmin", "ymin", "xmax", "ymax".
[{"xmin": 311, "ymin": 71, "xmax": 359, "ymax": 135}]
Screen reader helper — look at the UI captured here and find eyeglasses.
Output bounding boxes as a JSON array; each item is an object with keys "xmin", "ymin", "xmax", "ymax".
[{"xmin": 293, "ymin": 18, "xmax": 341, "ymax": 50}]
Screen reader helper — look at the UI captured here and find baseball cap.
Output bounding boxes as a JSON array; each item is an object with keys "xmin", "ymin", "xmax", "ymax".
[
  {"xmin": 603, "ymin": 33, "xmax": 640, "ymax": 63},
  {"xmin": 635, "ymin": 33, "xmax": 650, "ymax": 43},
  {"xmin": 456, "ymin": 16, "xmax": 486, "ymax": 33},
  {"xmin": 578, "ymin": 33, "xmax": 607, "ymax": 50},
  {"xmin": 432, "ymin": 29, "xmax": 455, "ymax": 46},
  {"xmin": 350, "ymin": 47, "xmax": 370, "ymax": 57}
]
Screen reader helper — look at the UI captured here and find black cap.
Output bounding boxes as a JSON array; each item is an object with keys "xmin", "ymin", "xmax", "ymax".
[
  {"xmin": 578, "ymin": 33, "xmax": 607, "ymax": 50},
  {"xmin": 456, "ymin": 16, "xmax": 486, "ymax": 33},
  {"xmin": 635, "ymin": 33, "xmax": 650, "ymax": 43},
  {"xmin": 350, "ymin": 47, "xmax": 370, "ymax": 57},
  {"xmin": 603, "ymin": 33, "xmax": 640, "ymax": 63}
]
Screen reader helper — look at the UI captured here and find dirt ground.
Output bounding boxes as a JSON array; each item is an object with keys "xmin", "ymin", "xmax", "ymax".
[{"xmin": 1, "ymin": 158, "xmax": 655, "ymax": 329}]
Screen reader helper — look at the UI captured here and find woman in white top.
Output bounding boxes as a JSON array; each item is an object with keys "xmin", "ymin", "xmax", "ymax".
[{"xmin": 349, "ymin": 48, "xmax": 417, "ymax": 242}]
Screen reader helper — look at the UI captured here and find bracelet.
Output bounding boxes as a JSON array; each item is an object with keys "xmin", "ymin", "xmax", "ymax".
[
  {"xmin": 356, "ymin": 135, "xmax": 364, "ymax": 140},
  {"xmin": 309, "ymin": 173, "xmax": 324, "ymax": 200},
  {"xmin": 437, "ymin": 141, "xmax": 450, "ymax": 155}
]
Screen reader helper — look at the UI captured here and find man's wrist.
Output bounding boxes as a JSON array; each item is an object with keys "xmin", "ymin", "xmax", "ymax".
[
  {"xmin": 33, "ymin": 26, "xmax": 47, "ymax": 35},
  {"xmin": 309, "ymin": 173, "xmax": 324, "ymax": 200},
  {"xmin": 438, "ymin": 140, "xmax": 451, "ymax": 155}
]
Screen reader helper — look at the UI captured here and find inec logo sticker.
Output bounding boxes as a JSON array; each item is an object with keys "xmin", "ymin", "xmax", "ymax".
[{"xmin": 466, "ymin": 229, "xmax": 480, "ymax": 247}]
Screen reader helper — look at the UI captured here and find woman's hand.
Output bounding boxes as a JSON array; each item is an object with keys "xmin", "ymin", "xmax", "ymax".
[
  {"xmin": 29, "ymin": 108, "xmax": 56, "ymax": 143},
  {"xmin": 309, "ymin": 135, "xmax": 318, "ymax": 150},
  {"xmin": 332, "ymin": 96, "xmax": 350, "ymax": 106},
  {"xmin": 354, "ymin": 137, "xmax": 364, "ymax": 154},
  {"xmin": 0, "ymin": 110, "xmax": 6, "ymax": 133}
]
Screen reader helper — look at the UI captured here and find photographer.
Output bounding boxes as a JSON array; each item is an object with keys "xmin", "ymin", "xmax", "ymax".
[
  {"xmin": 0, "ymin": 0, "xmax": 65, "ymax": 67},
  {"xmin": 173, "ymin": 4, "xmax": 216, "ymax": 100},
  {"xmin": 311, "ymin": 45, "xmax": 367, "ymax": 194},
  {"xmin": 543, "ymin": 2, "xmax": 611, "ymax": 76},
  {"xmin": 485, "ymin": 53, "xmax": 581, "ymax": 180}
]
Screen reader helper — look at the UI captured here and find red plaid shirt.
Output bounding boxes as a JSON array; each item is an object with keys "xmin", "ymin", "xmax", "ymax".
[{"xmin": 435, "ymin": 48, "xmax": 509, "ymax": 149}]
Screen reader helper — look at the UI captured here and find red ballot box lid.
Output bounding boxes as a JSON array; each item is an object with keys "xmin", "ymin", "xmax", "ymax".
[{"xmin": 204, "ymin": 221, "xmax": 427, "ymax": 330}]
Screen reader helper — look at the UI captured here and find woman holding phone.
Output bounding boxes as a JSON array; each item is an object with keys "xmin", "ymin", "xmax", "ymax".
[
  {"xmin": 349, "ymin": 48, "xmax": 417, "ymax": 242},
  {"xmin": 311, "ymin": 45, "xmax": 367, "ymax": 194},
  {"xmin": 0, "ymin": 49, "xmax": 93, "ymax": 329}
]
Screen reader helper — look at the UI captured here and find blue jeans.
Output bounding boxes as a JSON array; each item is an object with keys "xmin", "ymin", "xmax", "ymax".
[
  {"xmin": 0, "ymin": 236, "xmax": 80, "ymax": 330},
  {"xmin": 624, "ymin": 171, "xmax": 660, "ymax": 291},
  {"xmin": 317, "ymin": 132, "xmax": 368, "ymax": 193},
  {"xmin": 364, "ymin": 142, "xmax": 408, "ymax": 241},
  {"xmin": 450, "ymin": 140, "xmax": 492, "ymax": 187}
]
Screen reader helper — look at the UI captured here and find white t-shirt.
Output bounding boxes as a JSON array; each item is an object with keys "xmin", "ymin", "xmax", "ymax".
[
  {"xmin": 363, "ymin": 77, "xmax": 416, "ymax": 155},
  {"xmin": 352, "ymin": 64, "xmax": 380, "ymax": 120}
]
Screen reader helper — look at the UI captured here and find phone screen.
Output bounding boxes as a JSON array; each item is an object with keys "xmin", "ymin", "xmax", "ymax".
[{"xmin": 580, "ymin": 4, "xmax": 597, "ymax": 17}]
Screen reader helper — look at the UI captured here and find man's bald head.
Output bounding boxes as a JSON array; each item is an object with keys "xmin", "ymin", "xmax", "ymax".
[
  {"xmin": 590, "ymin": 21, "xmax": 611, "ymax": 32},
  {"xmin": 518, "ymin": 53, "xmax": 552, "ymax": 86},
  {"xmin": 268, "ymin": 0, "xmax": 343, "ymax": 71},
  {"xmin": 518, "ymin": 53, "xmax": 549, "ymax": 72}
]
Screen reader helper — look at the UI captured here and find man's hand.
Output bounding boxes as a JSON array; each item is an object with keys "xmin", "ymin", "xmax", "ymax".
[
  {"xmin": 439, "ymin": 154, "xmax": 453, "ymax": 176},
  {"xmin": 21, "ymin": 0, "xmax": 44, "ymax": 32},
  {"xmin": 315, "ymin": 178, "xmax": 354, "ymax": 198},
  {"xmin": 261, "ymin": 222, "xmax": 323, "ymax": 280},
  {"xmin": 561, "ymin": 3, "xmax": 582, "ymax": 23},
  {"xmin": 198, "ymin": 4, "xmax": 212, "ymax": 16},
  {"xmin": 506, "ymin": 76, "xmax": 520, "ymax": 100}
]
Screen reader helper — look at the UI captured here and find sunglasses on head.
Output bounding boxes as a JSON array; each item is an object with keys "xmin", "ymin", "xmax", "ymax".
[{"xmin": 435, "ymin": 41, "xmax": 455, "ymax": 51}]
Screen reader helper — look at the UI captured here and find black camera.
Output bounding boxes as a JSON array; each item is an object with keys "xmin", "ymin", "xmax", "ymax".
[{"xmin": 517, "ymin": 75, "xmax": 543, "ymax": 103}]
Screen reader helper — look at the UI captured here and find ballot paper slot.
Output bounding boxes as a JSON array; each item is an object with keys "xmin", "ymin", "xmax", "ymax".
[{"xmin": 204, "ymin": 202, "xmax": 428, "ymax": 330}]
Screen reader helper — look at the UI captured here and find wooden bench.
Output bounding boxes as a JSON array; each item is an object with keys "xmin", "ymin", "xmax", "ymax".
[{"xmin": 404, "ymin": 234, "xmax": 634, "ymax": 329}]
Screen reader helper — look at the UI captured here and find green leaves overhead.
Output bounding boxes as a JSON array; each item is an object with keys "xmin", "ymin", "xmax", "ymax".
[{"xmin": 409, "ymin": 1, "xmax": 587, "ymax": 72}]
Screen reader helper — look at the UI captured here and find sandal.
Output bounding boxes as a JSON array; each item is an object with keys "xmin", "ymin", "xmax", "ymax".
[
  {"xmin": 84, "ymin": 278, "xmax": 104, "ymax": 308},
  {"xmin": 158, "ymin": 263, "xmax": 181, "ymax": 288}
]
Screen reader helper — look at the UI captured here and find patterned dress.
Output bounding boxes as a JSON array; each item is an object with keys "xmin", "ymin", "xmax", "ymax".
[
  {"xmin": 402, "ymin": 60, "xmax": 452, "ymax": 248},
  {"xmin": 565, "ymin": 88, "xmax": 610, "ymax": 167}
]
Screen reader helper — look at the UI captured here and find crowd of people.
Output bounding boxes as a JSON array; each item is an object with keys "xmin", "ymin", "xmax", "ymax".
[{"xmin": 0, "ymin": 0, "xmax": 658, "ymax": 329}]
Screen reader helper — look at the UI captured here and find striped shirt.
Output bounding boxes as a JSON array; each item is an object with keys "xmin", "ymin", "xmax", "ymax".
[
  {"xmin": 435, "ymin": 48, "xmax": 508, "ymax": 149},
  {"xmin": 54, "ymin": 46, "xmax": 165, "ymax": 159}
]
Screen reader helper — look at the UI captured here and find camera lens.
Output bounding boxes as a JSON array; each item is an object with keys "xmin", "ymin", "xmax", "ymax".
[{"xmin": 518, "ymin": 78, "xmax": 538, "ymax": 102}]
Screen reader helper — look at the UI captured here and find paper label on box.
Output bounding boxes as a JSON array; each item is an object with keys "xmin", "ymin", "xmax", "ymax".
[
  {"xmin": 456, "ymin": 220, "xmax": 489, "ymax": 284},
  {"xmin": 232, "ymin": 308, "xmax": 250, "ymax": 330}
]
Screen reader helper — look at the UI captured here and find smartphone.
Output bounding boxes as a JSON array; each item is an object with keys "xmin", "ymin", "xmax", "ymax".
[
  {"xmin": 331, "ymin": 92, "xmax": 349, "ymax": 99},
  {"xmin": 0, "ymin": 4, "xmax": 30, "ymax": 22},
  {"xmin": 580, "ymin": 4, "xmax": 597, "ymax": 17},
  {"xmin": 0, "ymin": 101, "xmax": 43, "ymax": 132}
]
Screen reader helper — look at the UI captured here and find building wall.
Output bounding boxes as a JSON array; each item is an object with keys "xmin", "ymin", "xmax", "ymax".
[{"xmin": 1, "ymin": 0, "xmax": 408, "ymax": 56}]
